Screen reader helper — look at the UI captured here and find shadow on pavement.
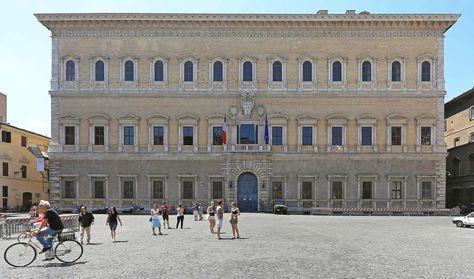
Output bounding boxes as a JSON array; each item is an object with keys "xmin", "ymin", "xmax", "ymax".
[
  {"xmin": 113, "ymin": 240, "xmax": 128, "ymax": 243},
  {"xmin": 85, "ymin": 243, "xmax": 102, "ymax": 245}
]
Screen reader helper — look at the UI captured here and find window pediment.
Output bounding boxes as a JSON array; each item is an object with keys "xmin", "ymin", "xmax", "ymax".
[
  {"xmin": 356, "ymin": 114, "xmax": 377, "ymax": 125},
  {"xmin": 59, "ymin": 114, "xmax": 80, "ymax": 124},
  {"xmin": 386, "ymin": 113, "xmax": 408, "ymax": 125},
  {"xmin": 118, "ymin": 113, "xmax": 140, "ymax": 120},
  {"xmin": 177, "ymin": 113, "xmax": 199, "ymax": 124},
  {"xmin": 327, "ymin": 114, "xmax": 347, "ymax": 125},
  {"xmin": 416, "ymin": 114, "xmax": 436, "ymax": 125},
  {"xmin": 89, "ymin": 113, "xmax": 110, "ymax": 120},
  {"xmin": 206, "ymin": 113, "xmax": 226, "ymax": 125},
  {"xmin": 297, "ymin": 114, "xmax": 318, "ymax": 124}
]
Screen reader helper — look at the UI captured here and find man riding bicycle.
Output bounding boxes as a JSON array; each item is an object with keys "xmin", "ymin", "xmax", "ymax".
[{"xmin": 35, "ymin": 200, "xmax": 64, "ymax": 255}]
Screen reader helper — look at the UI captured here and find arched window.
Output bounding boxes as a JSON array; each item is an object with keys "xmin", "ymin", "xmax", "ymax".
[
  {"xmin": 332, "ymin": 61, "xmax": 342, "ymax": 82},
  {"xmin": 302, "ymin": 61, "xmax": 312, "ymax": 82},
  {"xmin": 184, "ymin": 61, "xmax": 193, "ymax": 82},
  {"xmin": 362, "ymin": 61, "xmax": 371, "ymax": 82},
  {"xmin": 391, "ymin": 61, "xmax": 401, "ymax": 82},
  {"xmin": 213, "ymin": 61, "xmax": 223, "ymax": 82},
  {"xmin": 66, "ymin": 60, "xmax": 75, "ymax": 81},
  {"xmin": 243, "ymin": 61, "xmax": 253, "ymax": 81},
  {"xmin": 154, "ymin": 60, "xmax": 164, "ymax": 82},
  {"xmin": 421, "ymin": 61, "xmax": 431, "ymax": 82},
  {"xmin": 95, "ymin": 60, "xmax": 105, "ymax": 81},
  {"xmin": 272, "ymin": 61, "xmax": 282, "ymax": 82},
  {"xmin": 124, "ymin": 60, "xmax": 134, "ymax": 81}
]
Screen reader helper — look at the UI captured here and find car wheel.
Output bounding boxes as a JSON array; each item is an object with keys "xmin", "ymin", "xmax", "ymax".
[{"xmin": 456, "ymin": 221, "xmax": 464, "ymax": 228}]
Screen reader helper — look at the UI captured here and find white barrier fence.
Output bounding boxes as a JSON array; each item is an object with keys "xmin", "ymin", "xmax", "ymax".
[{"xmin": 0, "ymin": 214, "xmax": 79, "ymax": 240}]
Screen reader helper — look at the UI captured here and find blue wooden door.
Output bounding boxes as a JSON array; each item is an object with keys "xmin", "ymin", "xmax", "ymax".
[{"xmin": 237, "ymin": 172, "xmax": 258, "ymax": 212}]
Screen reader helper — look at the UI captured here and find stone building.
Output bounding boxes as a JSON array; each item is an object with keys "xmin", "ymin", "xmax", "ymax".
[
  {"xmin": 445, "ymin": 87, "xmax": 474, "ymax": 208},
  {"xmin": 36, "ymin": 11, "xmax": 459, "ymax": 211},
  {"xmin": 0, "ymin": 92, "xmax": 6, "ymax": 123}
]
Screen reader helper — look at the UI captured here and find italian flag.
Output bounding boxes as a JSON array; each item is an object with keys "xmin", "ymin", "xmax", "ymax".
[{"xmin": 222, "ymin": 116, "xmax": 227, "ymax": 144}]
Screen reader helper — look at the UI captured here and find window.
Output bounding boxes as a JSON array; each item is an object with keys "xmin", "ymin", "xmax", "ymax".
[
  {"xmin": 152, "ymin": 180, "xmax": 164, "ymax": 199},
  {"xmin": 332, "ymin": 61, "xmax": 342, "ymax": 82},
  {"xmin": 182, "ymin": 181, "xmax": 194, "ymax": 199},
  {"xmin": 63, "ymin": 180, "xmax": 75, "ymax": 199},
  {"xmin": 421, "ymin": 61, "xmax": 431, "ymax": 82},
  {"xmin": 362, "ymin": 181, "xmax": 372, "ymax": 199},
  {"xmin": 470, "ymin": 107, "xmax": 474, "ymax": 120},
  {"xmin": 302, "ymin": 61, "xmax": 312, "ymax": 82},
  {"xmin": 212, "ymin": 127, "xmax": 223, "ymax": 145},
  {"xmin": 470, "ymin": 133, "xmax": 474, "ymax": 143},
  {"xmin": 391, "ymin": 126, "xmax": 402, "ymax": 146},
  {"xmin": 391, "ymin": 181, "xmax": 402, "ymax": 199},
  {"xmin": 361, "ymin": 127, "xmax": 372, "ymax": 146},
  {"xmin": 123, "ymin": 180, "xmax": 134, "ymax": 199},
  {"xmin": 21, "ymin": 166, "xmax": 27, "ymax": 179},
  {"xmin": 95, "ymin": 60, "xmax": 105, "ymax": 81},
  {"xmin": 124, "ymin": 60, "xmax": 134, "ymax": 81},
  {"xmin": 237, "ymin": 124, "xmax": 258, "ymax": 144},
  {"xmin": 2, "ymin": 131, "xmax": 11, "ymax": 143},
  {"xmin": 243, "ymin": 61, "xmax": 253, "ymax": 81},
  {"xmin": 421, "ymin": 126, "xmax": 432, "ymax": 145},
  {"xmin": 331, "ymin": 181, "xmax": 343, "ymax": 199},
  {"xmin": 123, "ymin": 126, "xmax": 135, "ymax": 145},
  {"xmin": 64, "ymin": 126, "xmax": 75, "ymax": 145},
  {"xmin": 212, "ymin": 181, "xmax": 223, "ymax": 199},
  {"xmin": 272, "ymin": 127, "xmax": 282, "ymax": 146},
  {"xmin": 421, "ymin": 181, "xmax": 432, "ymax": 199},
  {"xmin": 302, "ymin": 127, "xmax": 313, "ymax": 145},
  {"xmin": 391, "ymin": 61, "xmax": 401, "ymax": 82},
  {"xmin": 332, "ymin": 126, "xmax": 343, "ymax": 146},
  {"xmin": 272, "ymin": 61, "xmax": 282, "ymax": 82},
  {"xmin": 94, "ymin": 126, "xmax": 105, "ymax": 145},
  {"xmin": 21, "ymin": 136, "xmax": 27, "ymax": 147},
  {"xmin": 272, "ymin": 181, "xmax": 283, "ymax": 200},
  {"xmin": 454, "ymin": 138, "xmax": 460, "ymax": 147},
  {"xmin": 2, "ymin": 186, "xmax": 7, "ymax": 209},
  {"xmin": 213, "ymin": 61, "xmax": 223, "ymax": 82},
  {"xmin": 362, "ymin": 61, "xmax": 371, "ymax": 82},
  {"xmin": 2, "ymin": 162, "xmax": 8, "ymax": 176},
  {"xmin": 453, "ymin": 158, "xmax": 461, "ymax": 176},
  {"xmin": 153, "ymin": 126, "xmax": 164, "ymax": 145},
  {"xmin": 302, "ymin": 181, "xmax": 313, "ymax": 199},
  {"xmin": 183, "ymin": 126, "xmax": 194, "ymax": 145},
  {"xmin": 469, "ymin": 154, "xmax": 474, "ymax": 174},
  {"xmin": 184, "ymin": 61, "xmax": 193, "ymax": 82},
  {"xmin": 66, "ymin": 60, "xmax": 75, "ymax": 81},
  {"xmin": 154, "ymin": 61, "xmax": 164, "ymax": 82},
  {"xmin": 93, "ymin": 180, "xmax": 105, "ymax": 199}
]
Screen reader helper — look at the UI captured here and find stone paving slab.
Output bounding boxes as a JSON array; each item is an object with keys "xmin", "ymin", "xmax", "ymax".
[{"xmin": 0, "ymin": 214, "xmax": 472, "ymax": 278}]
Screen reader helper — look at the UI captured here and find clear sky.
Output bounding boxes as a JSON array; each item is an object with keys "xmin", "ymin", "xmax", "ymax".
[{"xmin": 0, "ymin": 0, "xmax": 472, "ymax": 137}]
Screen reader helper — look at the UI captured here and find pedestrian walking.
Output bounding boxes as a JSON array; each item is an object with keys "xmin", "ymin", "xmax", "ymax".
[
  {"xmin": 150, "ymin": 204, "xmax": 162, "ymax": 235},
  {"xmin": 78, "ymin": 206, "xmax": 95, "ymax": 244},
  {"xmin": 161, "ymin": 201, "xmax": 171, "ymax": 229},
  {"xmin": 259, "ymin": 199, "xmax": 264, "ymax": 213},
  {"xmin": 229, "ymin": 202, "xmax": 240, "ymax": 239},
  {"xmin": 106, "ymin": 206, "xmax": 122, "ymax": 243},
  {"xmin": 198, "ymin": 202, "xmax": 203, "ymax": 221},
  {"xmin": 216, "ymin": 200, "xmax": 224, "ymax": 240},
  {"xmin": 207, "ymin": 201, "xmax": 216, "ymax": 234},
  {"xmin": 176, "ymin": 204, "xmax": 184, "ymax": 229},
  {"xmin": 193, "ymin": 203, "xmax": 199, "ymax": 221}
]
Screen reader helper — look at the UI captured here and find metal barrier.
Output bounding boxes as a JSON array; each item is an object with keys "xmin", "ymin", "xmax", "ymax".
[
  {"xmin": 1, "ymin": 214, "xmax": 79, "ymax": 240},
  {"xmin": 311, "ymin": 207, "xmax": 452, "ymax": 216}
]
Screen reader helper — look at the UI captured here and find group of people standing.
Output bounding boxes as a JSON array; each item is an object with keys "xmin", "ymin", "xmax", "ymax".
[{"xmin": 207, "ymin": 200, "xmax": 240, "ymax": 239}]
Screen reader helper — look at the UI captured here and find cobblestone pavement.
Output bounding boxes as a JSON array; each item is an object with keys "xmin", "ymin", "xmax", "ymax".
[{"xmin": 1, "ymin": 214, "xmax": 472, "ymax": 278}]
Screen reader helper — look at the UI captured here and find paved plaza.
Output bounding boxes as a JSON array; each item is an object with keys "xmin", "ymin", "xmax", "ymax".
[{"xmin": 0, "ymin": 214, "xmax": 473, "ymax": 278}]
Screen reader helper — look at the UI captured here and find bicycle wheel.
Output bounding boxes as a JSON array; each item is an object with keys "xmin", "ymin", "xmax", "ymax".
[
  {"xmin": 4, "ymin": 242, "xmax": 37, "ymax": 267},
  {"xmin": 55, "ymin": 240, "xmax": 83, "ymax": 263}
]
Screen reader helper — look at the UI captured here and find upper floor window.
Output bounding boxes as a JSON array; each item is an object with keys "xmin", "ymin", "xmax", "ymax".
[
  {"xmin": 237, "ymin": 124, "xmax": 258, "ymax": 144},
  {"xmin": 213, "ymin": 61, "xmax": 223, "ymax": 82},
  {"xmin": 64, "ymin": 126, "xmax": 75, "ymax": 145},
  {"xmin": 21, "ymin": 136, "xmax": 27, "ymax": 147},
  {"xmin": 420, "ymin": 126, "xmax": 432, "ymax": 145},
  {"xmin": 95, "ymin": 60, "xmax": 105, "ymax": 81},
  {"xmin": 2, "ymin": 162, "xmax": 8, "ymax": 176},
  {"xmin": 243, "ymin": 61, "xmax": 253, "ymax": 82},
  {"xmin": 154, "ymin": 60, "xmax": 164, "ymax": 82},
  {"xmin": 272, "ymin": 61, "xmax": 282, "ymax": 82},
  {"xmin": 391, "ymin": 61, "xmax": 401, "ymax": 82},
  {"xmin": 66, "ymin": 60, "xmax": 75, "ymax": 81},
  {"xmin": 2, "ymin": 131, "xmax": 11, "ymax": 143},
  {"xmin": 183, "ymin": 126, "xmax": 194, "ymax": 145},
  {"xmin": 302, "ymin": 61, "xmax": 312, "ymax": 82},
  {"xmin": 94, "ymin": 126, "xmax": 105, "ymax": 145},
  {"xmin": 332, "ymin": 61, "xmax": 342, "ymax": 82},
  {"xmin": 123, "ymin": 126, "xmax": 134, "ymax": 145},
  {"xmin": 332, "ymin": 126, "xmax": 343, "ymax": 146},
  {"xmin": 470, "ymin": 107, "xmax": 474, "ymax": 120},
  {"xmin": 362, "ymin": 61, "xmax": 372, "ymax": 82},
  {"xmin": 212, "ymin": 127, "xmax": 223, "ymax": 145},
  {"xmin": 272, "ymin": 126, "xmax": 283, "ymax": 146},
  {"xmin": 391, "ymin": 126, "xmax": 402, "ymax": 146},
  {"xmin": 21, "ymin": 165, "xmax": 27, "ymax": 179},
  {"xmin": 421, "ymin": 61, "xmax": 431, "ymax": 82},
  {"xmin": 124, "ymin": 60, "xmax": 134, "ymax": 81},
  {"xmin": 184, "ymin": 61, "xmax": 193, "ymax": 82},
  {"xmin": 361, "ymin": 126, "xmax": 373, "ymax": 146},
  {"xmin": 153, "ymin": 126, "xmax": 164, "ymax": 145},
  {"xmin": 302, "ymin": 127, "xmax": 313, "ymax": 146}
]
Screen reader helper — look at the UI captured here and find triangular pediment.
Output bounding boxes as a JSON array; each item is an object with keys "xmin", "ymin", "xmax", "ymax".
[
  {"xmin": 146, "ymin": 113, "xmax": 169, "ymax": 121},
  {"xmin": 176, "ymin": 113, "xmax": 199, "ymax": 121},
  {"xmin": 117, "ymin": 113, "xmax": 140, "ymax": 120}
]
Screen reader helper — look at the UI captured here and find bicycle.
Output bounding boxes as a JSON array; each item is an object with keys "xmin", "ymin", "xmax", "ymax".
[{"xmin": 4, "ymin": 229, "xmax": 83, "ymax": 267}]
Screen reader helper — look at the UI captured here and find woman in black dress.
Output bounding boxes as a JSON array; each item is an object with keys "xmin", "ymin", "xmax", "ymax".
[{"xmin": 106, "ymin": 206, "xmax": 122, "ymax": 243}]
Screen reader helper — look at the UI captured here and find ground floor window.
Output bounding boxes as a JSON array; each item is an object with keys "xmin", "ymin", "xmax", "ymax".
[
  {"xmin": 272, "ymin": 181, "xmax": 283, "ymax": 199},
  {"xmin": 212, "ymin": 181, "xmax": 223, "ymax": 199},
  {"xmin": 182, "ymin": 180, "xmax": 194, "ymax": 199},
  {"xmin": 123, "ymin": 180, "xmax": 134, "ymax": 199},
  {"xmin": 93, "ymin": 180, "xmax": 105, "ymax": 199},
  {"xmin": 63, "ymin": 180, "xmax": 76, "ymax": 199},
  {"xmin": 391, "ymin": 181, "xmax": 402, "ymax": 199},
  {"xmin": 152, "ymin": 180, "xmax": 164, "ymax": 199},
  {"xmin": 331, "ymin": 181, "xmax": 343, "ymax": 199},
  {"xmin": 361, "ymin": 181, "xmax": 372, "ymax": 199},
  {"xmin": 301, "ymin": 181, "xmax": 313, "ymax": 199},
  {"xmin": 421, "ymin": 181, "xmax": 432, "ymax": 199}
]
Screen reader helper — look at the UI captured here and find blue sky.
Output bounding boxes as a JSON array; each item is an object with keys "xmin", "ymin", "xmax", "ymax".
[{"xmin": 0, "ymin": 0, "xmax": 472, "ymax": 136}]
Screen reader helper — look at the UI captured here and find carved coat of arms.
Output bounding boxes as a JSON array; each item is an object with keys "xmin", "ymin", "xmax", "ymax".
[{"xmin": 240, "ymin": 89, "xmax": 255, "ymax": 118}]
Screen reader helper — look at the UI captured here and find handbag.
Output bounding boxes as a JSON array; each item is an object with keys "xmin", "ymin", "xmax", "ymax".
[{"xmin": 149, "ymin": 217, "xmax": 152, "ymax": 222}]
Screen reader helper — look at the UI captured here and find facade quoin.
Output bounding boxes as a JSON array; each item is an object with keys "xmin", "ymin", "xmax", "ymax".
[{"xmin": 36, "ymin": 11, "xmax": 459, "ymax": 212}]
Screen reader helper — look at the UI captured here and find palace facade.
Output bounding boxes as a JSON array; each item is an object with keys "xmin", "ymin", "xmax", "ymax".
[{"xmin": 36, "ymin": 11, "xmax": 459, "ymax": 211}]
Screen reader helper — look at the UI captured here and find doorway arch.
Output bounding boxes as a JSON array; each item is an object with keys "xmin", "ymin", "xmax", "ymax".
[{"xmin": 237, "ymin": 172, "xmax": 258, "ymax": 212}]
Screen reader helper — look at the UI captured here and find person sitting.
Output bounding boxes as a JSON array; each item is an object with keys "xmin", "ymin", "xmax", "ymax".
[{"xmin": 34, "ymin": 200, "xmax": 64, "ymax": 255}]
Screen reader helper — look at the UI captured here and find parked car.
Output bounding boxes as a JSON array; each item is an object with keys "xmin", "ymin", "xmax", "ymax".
[
  {"xmin": 460, "ymin": 203, "xmax": 474, "ymax": 215},
  {"xmin": 92, "ymin": 207, "xmax": 108, "ymax": 214},
  {"xmin": 272, "ymin": 199, "xmax": 288, "ymax": 214},
  {"xmin": 452, "ymin": 212, "xmax": 474, "ymax": 228}
]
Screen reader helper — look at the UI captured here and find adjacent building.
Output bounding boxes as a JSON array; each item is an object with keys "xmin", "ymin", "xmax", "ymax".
[
  {"xmin": 445, "ymin": 87, "xmax": 474, "ymax": 208},
  {"xmin": 36, "ymin": 11, "xmax": 459, "ymax": 211},
  {"xmin": 0, "ymin": 92, "xmax": 6, "ymax": 123}
]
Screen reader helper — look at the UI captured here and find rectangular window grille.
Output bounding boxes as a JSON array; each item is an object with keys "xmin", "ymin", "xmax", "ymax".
[
  {"xmin": 272, "ymin": 181, "xmax": 283, "ymax": 200},
  {"xmin": 152, "ymin": 180, "xmax": 164, "ymax": 199},
  {"xmin": 421, "ymin": 181, "xmax": 432, "ymax": 199},
  {"xmin": 63, "ymin": 180, "xmax": 75, "ymax": 199},
  {"xmin": 331, "ymin": 181, "xmax": 343, "ymax": 199},
  {"xmin": 212, "ymin": 127, "xmax": 223, "ymax": 145},
  {"xmin": 94, "ymin": 126, "xmax": 105, "ymax": 145},
  {"xmin": 302, "ymin": 181, "xmax": 313, "ymax": 199},
  {"xmin": 272, "ymin": 127, "xmax": 283, "ymax": 146},
  {"xmin": 361, "ymin": 127, "xmax": 372, "ymax": 146},
  {"xmin": 362, "ymin": 181, "xmax": 372, "ymax": 199},
  {"xmin": 123, "ymin": 180, "xmax": 134, "ymax": 199},
  {"xmin": 212, "ymin": 181, "xmax": 223, "ymax": 199},
  {"xmin": 332, "ymin": 126, "xmax": 343, "ymax": 146},
  {"xmin": 302, "ymin": 127, "xmax": 313, "ymax": 146},
  {"xmin": 93, "ymin": 180, "xmax": 105, "ymax": 199},
  {"xmin": 391, "ymin": 126, "xmax": 402, "ymax": 146},
  {"xmin": 123, "ymin": 126, "xmax": 134, "ymax": 145},
  {"xmin": 182, "ymin": 181, "xmax": 194, "ymax": 199},
  {"xmin": 64, "ymin": 126, "xmax": 75, "ymax": 145},
  {"xmin": 153, "ymin": 126, "xmax": 164, "ymax": 146},
  {"xmin": 391, "ymin": 181, "xmax": 402, "ymax": 199},
  {"xmin": 421, "ymin": 126, "xmax": 432, "ymax": 145},
  {"xmin": 183, "ymin": 126, "xmax": 194, "ymax": 145}
]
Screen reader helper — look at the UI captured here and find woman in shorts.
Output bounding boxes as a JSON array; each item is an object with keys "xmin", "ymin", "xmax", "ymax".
[
  {"xmin": 229, "ymin": 202, "xmax": 240, "ymax": 239},
  {"xmin": 206, "ymin": 201, "xmax": 216, "ymax": 234}
]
